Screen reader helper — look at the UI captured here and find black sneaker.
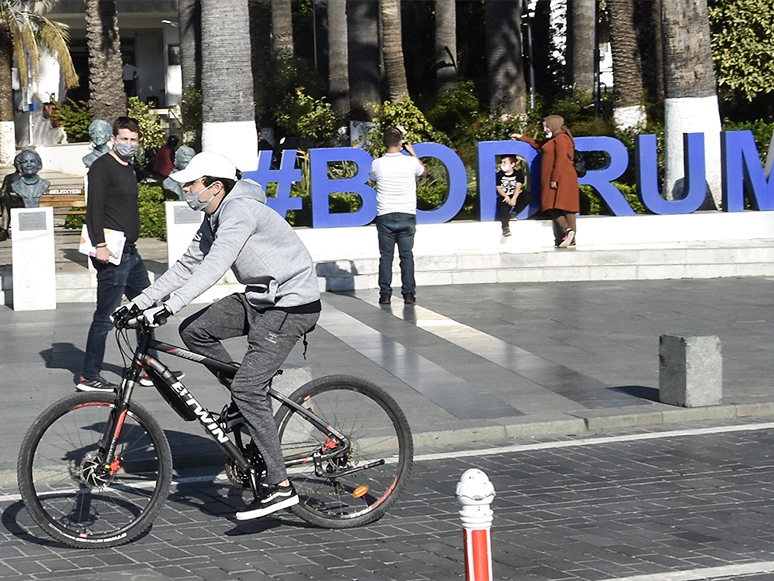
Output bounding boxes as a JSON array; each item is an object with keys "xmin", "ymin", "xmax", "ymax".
[
  {"xmin": 403, "ymin": 293, "xmax": 416, "ymax": 305},
  {"xmin": 236, "ymin": 483, "xmax": 299, "ymax": 521},
  {"xmin": 76, "ymin": 376, "xmax": 117, "ymax": 393},
  {"xmin": 138, "ymin": 370, "xmax": 185, "ymax": 387},
  {"xmin": 378, "ymin": 294, "xmax": 391, "ymax": 305},
  {"xmin": 219, "ymin": 401, "xmax": 244, "ymax": 431},
  {"xmin": 502, "ymin": 228, "xmax": 512, "ymax": 237}
]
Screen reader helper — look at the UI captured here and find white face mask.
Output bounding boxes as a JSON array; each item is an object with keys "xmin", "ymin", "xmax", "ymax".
[
  {"xmin": 500, "ymin": 163, "xmax": 511, "ymax": 172},
  {"xmin": 545, "ymin": 131, "xmax": 553, "ymax": 138},
  {"xmin": 184, "ymin": 182, "xmax": 216, "ymax": 212}
]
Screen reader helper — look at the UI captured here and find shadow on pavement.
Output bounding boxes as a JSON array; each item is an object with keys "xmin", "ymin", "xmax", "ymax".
[
  {"xmin": 611, "ymin": 385, "xmax": 660, "ymax": 402},
  {"xmin": 41, "ymin": 342, "xmax": 125, "ymax": 379}
]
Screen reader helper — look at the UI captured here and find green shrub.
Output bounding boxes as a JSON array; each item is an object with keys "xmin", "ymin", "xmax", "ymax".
[
  {"xmin": 580, "ymin": 182, "xmax": 646, "ymax": 216},
  {"xmin": 138, "ymin": 183, "xmax": 173, "ymax": 238},
  {"xmin": 275, "ymin": 88, "xmax": 339, "ymax": 141},
  {"xmin": 426, "ymin": 80, "xmax": 481, "ymax": 139},
  {"xmin": 64, "ymin": 184, "xmax": 176, "ymax": 237},
  {"xmin": 63, "ymin": 212, "xmax": 85, "ymax": 230},
  {"xmin": 128, "ymin": 97, "xmax": 167, "ymax": 153},
  {"xmin": 50, "ymin": 98, "xmax": 91, "ymax": 142},
  {"xmin": 367, "ymin": 96, "xmax": 449, "ymax": 157},
  {"xmin": 722, "ymin": 119, "xmax": 774, "ymax": 159}
]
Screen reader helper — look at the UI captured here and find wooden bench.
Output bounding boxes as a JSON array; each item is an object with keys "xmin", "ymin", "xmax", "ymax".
[{"xmin": 39, "ymin": 190, "xmax": 86, "ymax": 216}]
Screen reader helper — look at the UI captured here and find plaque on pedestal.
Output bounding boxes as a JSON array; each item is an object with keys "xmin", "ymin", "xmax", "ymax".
[{"xmin": 165, "ymin": 201, "xmax": 203, "ymax": 266}]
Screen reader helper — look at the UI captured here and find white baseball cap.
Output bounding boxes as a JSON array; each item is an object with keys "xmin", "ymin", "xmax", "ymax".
[{"xmin": 170, "ymin": 151, "xmax": 238, "ymax": 183}]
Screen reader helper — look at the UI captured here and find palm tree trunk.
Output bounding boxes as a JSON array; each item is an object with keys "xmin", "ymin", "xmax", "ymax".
[
  {"xmin": 85, "ymin": 0, "xmax": 126, "ymax": 123},
  {"xmin": 608, "ymin": 0, "xmax": 646, "ymax": 129},
  {"xmin": 531, "ymin": 0, "xmax": 553, "ymax": 98},
  {"xmin": 249, "ymin": 0, "xmax": 272, "ymax": 119},
  {"xmin": 327, "ymin": 0, "xmax": 349, "ymax": 118},
  {"xmin": 348, "ymin": 0, "xmax": 381, "ymax": 121},
  {"xmin": 201, "ymin": 0, "xmax": 258, "ymax": 170},
  {"xmin": 485, "ymin": 0, "xmax": 526, "ymax": 114},
  {"xmin": 178, "ymin": 0, "xmax": 201, "ymax": 91},
  {"xmin": 272, "ymin": 0, "xmax": 294, "ymax": 59},
  {"xmin": 0, "ymin": 20, "xmax": 15, "ymax": 165},
  {"xmin": 566, "ymin": 0, "xmax": 595, "ymax": 94},
  {"xmin": 380, "ymin": 0, "xmax": 408, "ymax": 102},
  {"xmin": 434, "ymin": 0, "xmax": 457, "ymax": 95},
  {"xmin": 661, "ymin": 0, "xmax": 721, "ymax": 207}
]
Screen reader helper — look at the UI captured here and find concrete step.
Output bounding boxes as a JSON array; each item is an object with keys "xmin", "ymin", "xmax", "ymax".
[{"xmin": 3, "ymin": 237, "xmax": 774, "ymax": 305}]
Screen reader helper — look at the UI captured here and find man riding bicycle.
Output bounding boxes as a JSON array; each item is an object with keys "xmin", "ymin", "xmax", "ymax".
[{"xmin": 112, "ymin": 151, "xmax": 321, "ymax": 520}]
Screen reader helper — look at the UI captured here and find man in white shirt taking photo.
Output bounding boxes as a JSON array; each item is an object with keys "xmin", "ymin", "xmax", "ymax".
[{"xmin": 369, "ymin": 127, "xmax": 426, "ymax": 306}]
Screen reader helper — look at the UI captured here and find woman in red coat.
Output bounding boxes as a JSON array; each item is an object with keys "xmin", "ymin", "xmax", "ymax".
[{"xmin": 512, "ymin": 115, "xmax": 579, "ymax": 247}]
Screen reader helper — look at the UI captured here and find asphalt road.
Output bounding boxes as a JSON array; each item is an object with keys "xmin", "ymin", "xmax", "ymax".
[{"xmin": 3, "ymin": 419, "xmax": 774, "ymax": 580}]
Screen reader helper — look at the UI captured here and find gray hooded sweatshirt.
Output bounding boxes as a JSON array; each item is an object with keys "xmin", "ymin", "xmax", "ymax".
[{"xmin": 133, "ymin": 179, "xmax": 320, "ymax": 314}]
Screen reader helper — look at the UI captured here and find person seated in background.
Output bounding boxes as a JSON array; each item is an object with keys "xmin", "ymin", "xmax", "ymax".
[{"xmin": 152, "ymin": 135, "xmax": 180, "ymax": 179}]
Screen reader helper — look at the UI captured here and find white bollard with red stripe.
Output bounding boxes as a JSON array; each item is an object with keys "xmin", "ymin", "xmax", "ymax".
[{"xmin": 456, "ymin": 468, "xmax": 496, "ymax": 581}]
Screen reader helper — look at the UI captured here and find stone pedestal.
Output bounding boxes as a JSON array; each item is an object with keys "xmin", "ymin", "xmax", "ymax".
[
  {"xmin": 11, "ymin": 207, "xmax": 56, "ymax": 310},
  {"xmin": 165, "ymin": 201, "xmax": 203, "ymax": 266},
  {"xmin": 659, "ymin": 334, "xmax": 722, "ymax": 407}
]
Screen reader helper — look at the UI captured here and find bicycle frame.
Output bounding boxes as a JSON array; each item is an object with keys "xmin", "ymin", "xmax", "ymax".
[{"xmin": 105, "ymin": 322, "xmax": 350, "ymax": 495}]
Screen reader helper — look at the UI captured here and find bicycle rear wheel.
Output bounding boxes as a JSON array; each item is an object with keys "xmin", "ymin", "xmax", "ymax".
[
  {"xmin": 274, "ymin": 375, "xmax": 413, "ymax": 528},
  {"xmin": 17, "ymin": 392, "xmax": 172, "ymax": 548}
]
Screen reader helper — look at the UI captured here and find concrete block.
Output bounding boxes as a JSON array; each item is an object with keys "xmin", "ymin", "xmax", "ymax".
[{"xmin": 659, "ymin": 334, "xmax": 722, "ymax": 407}]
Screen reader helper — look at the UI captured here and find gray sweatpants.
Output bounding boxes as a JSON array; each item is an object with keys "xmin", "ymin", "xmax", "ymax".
[{"xmin": 179, "ymin": 293, "xmax": 320, "ymax": 485}]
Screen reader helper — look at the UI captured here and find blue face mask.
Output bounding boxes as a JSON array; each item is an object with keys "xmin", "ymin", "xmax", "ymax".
[{"xmin": 184, "ymin": 182, "xmax": 215, "ymax": 212}]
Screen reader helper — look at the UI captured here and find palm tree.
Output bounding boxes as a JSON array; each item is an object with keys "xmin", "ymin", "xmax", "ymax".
[
  {"xmin": 566, "ymin": 0, "xmax": 595, "ymax": 94},
  {"xmin": 272, "ymin": 0, "xmax": 293, "ymax": 59},
  {"xmin": 201, "ymin": 0, "xmax": 258, "ymax": 171},
  {"xmin": 0, "ymin": 0, "xmax": 78, "ymax": 164},
  {"xmin": 248, "ymin": 0, "xmax": 271, "ymax": 117},
  {"xmin": 485, "ymin": 0, "xmax": 527, "ymax": 114},
  {"xmin": 661, "ymin": 0, "xmax": 721, "ymax": 207},
  {"xmin": 85, "ymin": 0, "xmax": 125, "ymax": 123},
  {"xmin": 178, "ymin": 0, "xmax": 201, "ymax": 91},
  {"xmin": 347, "ymin": 0, "xmax": 380, "ymax": 122},
  {"xmin": 380, "ymin": 0, "xmax": 408, "ymax": 102},
  {"xmin": 435, "ymin": 0, "xmax": 457, "ymax": 95},
  {"xmin": 608, "ymin": 0, "xmax": 646, "ymax": 129},
  {"xmin": 327, "ymin": 0, "xmax": 349, "ymax": 118}
]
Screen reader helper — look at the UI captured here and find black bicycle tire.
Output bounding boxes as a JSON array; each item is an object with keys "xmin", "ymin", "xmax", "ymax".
[
  {"xmin": 17, "ymin": 392, "xmax": 173, "ymax": 548},
  {"xmin": 274, "ymin": 375, "xmax": 413, "ymax": 528}
]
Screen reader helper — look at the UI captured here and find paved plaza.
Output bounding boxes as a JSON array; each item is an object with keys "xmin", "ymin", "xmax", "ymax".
[{"xmin": 1, "ymin": 275, "xmax": 774, "ymax": 579}]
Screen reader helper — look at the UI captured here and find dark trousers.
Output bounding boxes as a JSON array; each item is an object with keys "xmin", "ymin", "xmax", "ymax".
[
  {"xmin": 179, "ymin": 293, "xmax": 320, "ymax": 485},
  {"xmin": 82, "ymin": 251, "xmax": 150, "ymax": 379},
  {"xmin": 376, "ymin": 212, "xmax": 416, "ymax": 295},
  {"xmin": 497, "ymin": 190, "xmax": 532, "ymax": 230}
]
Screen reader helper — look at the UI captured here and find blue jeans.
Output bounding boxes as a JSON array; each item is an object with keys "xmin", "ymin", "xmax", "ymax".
[
  {"xmin": 82, "ymin": 251, "xmax": 150, "ymax": 379},
  {"xmin": 376, "ymin": 212, "xmax": 416, "ymax": 295}
]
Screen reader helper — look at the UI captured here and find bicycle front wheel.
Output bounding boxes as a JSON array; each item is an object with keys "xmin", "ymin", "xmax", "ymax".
[
  {"xmin": 275, "ymin": 375, "xmax": 413, "ymax": 528},
  {"xmin": 17, "ymin": 392, "xmax": 173, "ymax": 548}
]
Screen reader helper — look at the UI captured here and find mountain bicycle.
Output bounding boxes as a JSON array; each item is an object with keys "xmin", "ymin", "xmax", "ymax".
[{"xmin": 17, "ymin": 313, "xmax": 413, "ymax": 548}]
